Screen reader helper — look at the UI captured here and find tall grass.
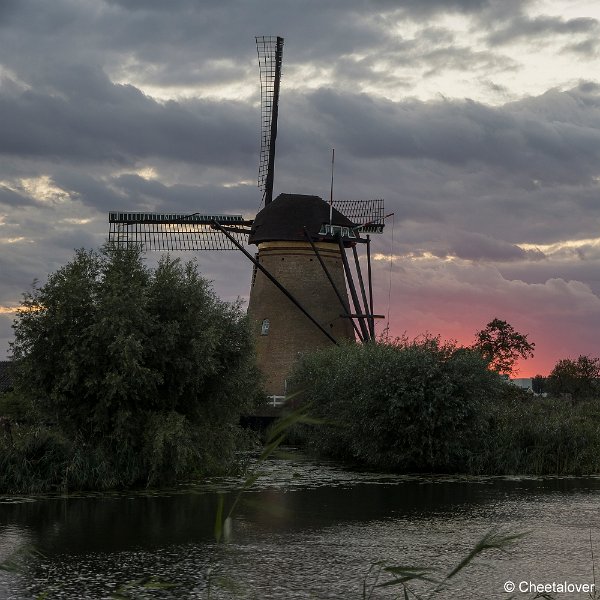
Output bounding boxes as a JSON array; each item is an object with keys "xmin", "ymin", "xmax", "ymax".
[
  {"xmin": 475, "ymin": 392, "xmax": 600, "ymax": 475},
  {"xmin": 0, "ymin": 415, "xmax": 257, "ymax": 494},
  {"xmin": 363, "ymin": 529, "xmax": 525, "ymax": 599}
]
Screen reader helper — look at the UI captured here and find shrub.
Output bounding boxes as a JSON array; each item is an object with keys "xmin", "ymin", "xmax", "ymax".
[{"xmin": 289, "ymin": 337, "xmax": 503, "ymax": 472}]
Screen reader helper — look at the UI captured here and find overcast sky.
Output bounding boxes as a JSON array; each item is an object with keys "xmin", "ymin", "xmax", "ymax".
[{"xmin": 1, "ymin": 0, "xmax": 600, "ymax": 375}]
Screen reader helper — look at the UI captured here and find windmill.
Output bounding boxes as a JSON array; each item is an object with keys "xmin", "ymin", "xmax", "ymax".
[{"xmin": 108, "ymin": 36, "xmax": 387, "ymax": 401}]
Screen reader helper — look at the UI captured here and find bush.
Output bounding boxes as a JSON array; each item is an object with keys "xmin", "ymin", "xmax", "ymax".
[
  {"xmin": 3, "ymin": 245, "xmax": 262, "ymax": 493},
  {"xmin": 288, "ymin": 337, "xmax": 503, "ymax": 472}
]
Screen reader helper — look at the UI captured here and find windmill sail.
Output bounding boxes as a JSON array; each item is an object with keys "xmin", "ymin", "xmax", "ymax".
[
  {"xmin": 108, "ymin": 212, "xmax": 250, "ymax": 251},
  {"xmin": 256, "ymin": 36, "xmax": 284, "ymax": 205}
]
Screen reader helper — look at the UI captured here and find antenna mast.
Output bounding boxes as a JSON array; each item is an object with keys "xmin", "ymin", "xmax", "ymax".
[
  {"xmin": 329, "ymin": 148, "xmax": 335, "ymax": 226},
  {"xmin": 256, "ymin": 36, "xmax": 284, "ymax": 205}
]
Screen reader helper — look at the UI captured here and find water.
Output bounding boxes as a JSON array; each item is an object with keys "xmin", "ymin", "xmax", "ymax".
[{"xmin": 1, "ymin": 451, "xmax": 600, "ymax": 598}]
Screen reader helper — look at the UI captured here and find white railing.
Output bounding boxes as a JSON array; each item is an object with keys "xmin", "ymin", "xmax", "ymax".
[{"xmin": 265, "ymin": 395, "xmax": 286, "ymax": 407}]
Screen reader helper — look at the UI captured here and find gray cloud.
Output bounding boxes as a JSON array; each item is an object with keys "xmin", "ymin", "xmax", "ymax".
[
  {"xmin": 0, "ymin": 186, "xmax": 34, "ymax": 208},
  {"xmin": 0, "ymin": 65, "xmax": 256, "ymax": 167},
  {"xmin": 297, "ymin": 84, "xmax": 600, "ymax": 187},
  {"xmin": 442, "ymin": 230, "xmax": 545, "ymax": 262},
  {"xmin": 110, "ymin": 174, "xmax": 258, "ymax": 215},
  {"xmin": 563, "ymin": 38, "xmax": 600, "ymax": 57},
  {"xmin": 0, "ymin": 0, "xmax": 529, "ymax": 100},
  {"xmin": 371, "ymin": 0, "xmax": 523, "ymax": 16},
  {"xmin": 488, "ymin": 15, "xmax": 599, "ymax": 46},
  {"xmin": 422, "ymin": 46, "xmax": 518, "ymax": 78}
]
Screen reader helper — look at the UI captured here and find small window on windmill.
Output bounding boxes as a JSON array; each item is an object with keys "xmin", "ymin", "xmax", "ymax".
[{"xmin": 261, "ymin": 319, "xmax": 270, "ymax": 336}]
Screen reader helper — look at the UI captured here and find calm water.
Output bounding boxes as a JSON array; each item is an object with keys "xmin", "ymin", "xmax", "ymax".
[{"xmin": 1, "ymin": 451, "xmax": 600, "ymax": 599}]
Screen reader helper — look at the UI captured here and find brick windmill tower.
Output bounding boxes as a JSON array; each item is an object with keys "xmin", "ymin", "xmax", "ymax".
[{"xmin": 108, "ymin": 36, "xmax": 386, "ymax": 401}]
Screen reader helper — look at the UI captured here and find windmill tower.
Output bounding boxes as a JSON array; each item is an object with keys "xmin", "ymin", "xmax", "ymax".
[{"xmin": 108, "ymin": 36, "xmax": 386, "ymax": 401}]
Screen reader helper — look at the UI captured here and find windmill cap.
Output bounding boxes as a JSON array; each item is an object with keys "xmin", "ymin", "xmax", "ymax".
[{"xmin": 249, "ymin": 193, "xmax": 355, "ymax": 244}]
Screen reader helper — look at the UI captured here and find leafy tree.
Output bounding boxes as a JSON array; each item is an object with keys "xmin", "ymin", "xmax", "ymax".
[
  {"xmin": 546, "ymin": 355, "xmax": 600, "ymax": 400},
  {"xmin": 289, "ymin": 337, "xmax": 503, "ymax": 472},
  {"xmin": 473, "ymin": 318, "xmax": 535, "ymax": 376},
  {"xmin": 7, "ymin": 245, "xmax": 262, "ymax": 490}
]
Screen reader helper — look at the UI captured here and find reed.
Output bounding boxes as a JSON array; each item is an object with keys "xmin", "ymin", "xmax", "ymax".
[
  {"xmin": 476, "ymin": 392, "xmax": 600, "ymax": 475},
  {"xmin": 363, "ymin": 529, "xmax": 525, "ymax": 599}
]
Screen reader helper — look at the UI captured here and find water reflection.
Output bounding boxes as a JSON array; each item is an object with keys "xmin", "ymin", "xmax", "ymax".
[{"xmin": 1, "ymin": 452, "xmax": 600, "ymax": 598}]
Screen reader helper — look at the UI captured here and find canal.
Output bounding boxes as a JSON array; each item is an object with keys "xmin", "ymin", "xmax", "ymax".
[{"xmin": 1, "ymin": 450, "xmax": 600, "ymax": 598}]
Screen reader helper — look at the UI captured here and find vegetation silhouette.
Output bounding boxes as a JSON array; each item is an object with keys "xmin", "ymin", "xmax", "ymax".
[{"xmin": 473, "ymin": 318, "xmax": 535, "ymax": 377}]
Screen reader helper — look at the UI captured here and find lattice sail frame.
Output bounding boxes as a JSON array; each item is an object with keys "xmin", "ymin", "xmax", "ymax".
[
  {"xmin": 256, "ymin": 36, "xmax": 284, "ymax": 203},
  {"xmin": 332, "ymin": 199, "xmax": 385, "ymax": 234},
  {"xmin": 108, "ymin": 212, "xmax": 250, "ymax": 251}
]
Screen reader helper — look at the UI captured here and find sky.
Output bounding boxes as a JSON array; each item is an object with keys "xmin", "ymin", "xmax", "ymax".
[{"xmin": 1, "ymin": 0, "xmax": 600, "ymax": 376}]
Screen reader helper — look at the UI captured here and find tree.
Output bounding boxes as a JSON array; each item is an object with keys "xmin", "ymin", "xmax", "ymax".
[
  {"xmin": 8, "ymin": 245, "xmax": 262, "ymax": 489},
  {"xmin": 473, "ymin": 318, "xmax": 535, "ymax": 377},
  {"xmin": 546, "ymin": 355, "xmax": 600, "ymax": 400}
]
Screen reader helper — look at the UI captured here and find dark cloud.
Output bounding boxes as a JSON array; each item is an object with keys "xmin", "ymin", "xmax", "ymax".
[
  {"xmin": 0, "ymin": 65, "xmax": 256, "ymax": 167},
  {"xmin": 0, "ymin": 0, "xmax": 528, "ymax": 98},
  {"xmin": 0, "ymin": 186, "xmax": 34, "ymax": 208},
  {"xmin": 110, "ymin": 174, "xmax": 258, "ymax": 215},
  {"xmin": 444, "ymin": 231, "xmax": 545, "ymax": 262},
  {"xmin": 103, "ymin": 0, "xmax": 221, "ymax": 9},
  {"xmin": 298, "ymin": 85, "xmax": 600, "ymax": 187},
  {"xmin": 371, "ymin": 0, "xmax": 516, "ymax": 16}
]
